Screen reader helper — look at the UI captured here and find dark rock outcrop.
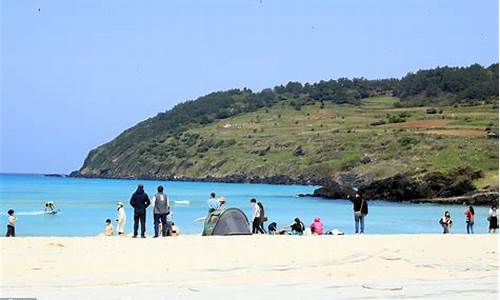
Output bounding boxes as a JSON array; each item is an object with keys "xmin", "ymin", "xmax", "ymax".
[{"xmin": 310, "ymin": 167, "xmax": 497, "ymax": 205}]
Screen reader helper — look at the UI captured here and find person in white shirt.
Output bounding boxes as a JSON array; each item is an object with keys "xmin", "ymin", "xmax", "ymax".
[
  {"xmin": 116, "ymin": 202, "xmax": 126, "ymax": 235},
  {"xmin": 250, "ymin": 198, "xmax": 264, "ymax": 234}
]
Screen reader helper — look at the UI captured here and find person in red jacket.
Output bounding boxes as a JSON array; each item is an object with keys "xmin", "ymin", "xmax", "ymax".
[{"xmin": 464, "ymin": 206, "xmax": 475, "ymax": 234}]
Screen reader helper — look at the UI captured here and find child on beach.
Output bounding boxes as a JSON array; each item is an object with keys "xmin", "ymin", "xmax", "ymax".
[
  {"xmin": 310, "ymin": 217, "xmax": 323, "ymax": 235},
  {"xmin": 5, "ymin": 209, "xmax": 16, "ymax": 237},
  {"xmin": 170, "ymin": 222, "xmax": 180, "ymax": 236},
  {"xmin": 439, "ymin": 211, "xmax": 453, "ymax": 234},
  {"xmin": 464, "ymin": 206, "xmax": 475, "ymax": 234},
  {"xmin": 116, "ymin": 202, "xmax": 126, "ymax": 235},
  {"xmin": 104, "ymin": 219, "xmax": 114, "ymax": 236},
  {"xmin": 166, "ymin": 210, "xmax": 173, "ymax": 236}
]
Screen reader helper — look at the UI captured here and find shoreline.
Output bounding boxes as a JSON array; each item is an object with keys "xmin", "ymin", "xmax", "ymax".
[
  {"xmin": 69, "ymin": 173, "xmax": 500, "ymax": 206},
  {"xmin": 1, "ymin": 234, "xmax": 497, "ymax": 299}
]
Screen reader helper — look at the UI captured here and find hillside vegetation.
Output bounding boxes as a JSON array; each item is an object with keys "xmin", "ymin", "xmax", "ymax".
[{"xmin": 74, "ymin": 64, "xmax": 499, "ymax": 199}]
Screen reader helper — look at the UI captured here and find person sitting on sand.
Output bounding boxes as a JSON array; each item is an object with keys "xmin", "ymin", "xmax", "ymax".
[
  {"xmin": 170, "ymin": 222, "xmax": 181, "ymax": 236},
  {"xmin": 116, "ymin": 202, "xmax": 126, "ymax": 235},
  {"xmin": 488, "ymin": 205, "xmax": 498, "ymax": 233},
  {"xmin": 104, "ymin": 219, "xmax": 114, "ymax": 236},
  {"xmin": 464, "ymin": 206, "xmax": 475, "ymax": 234},
  {"xmin": 290, "ymin": 218, "xmax": 305, "ymax": 235},
  {"xmin": 5, "ymin": 209, "xmax": 16, "ymax": 237},
  {"xmin": 268, "ymin": 222, "xmax": 277, "ymax": 235},
  {"xmin": 207, "ymin": 192, "xmax": 220, "ymax": 214},
  {"xmin": 439, "ymin": 211, "xmax": 453, "ymax": 234},
  {"xmin": 310, "ymin": 217, "xmax": 323, "ymax": 235}
]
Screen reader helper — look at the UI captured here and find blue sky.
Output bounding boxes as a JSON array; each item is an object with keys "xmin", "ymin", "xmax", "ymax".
[{"xmin": 1, "ymin": 0, "xmax": 498, "ymax": 173}]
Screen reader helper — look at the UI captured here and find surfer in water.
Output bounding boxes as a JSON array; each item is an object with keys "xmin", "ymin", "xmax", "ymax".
[{"xmin": 44, "ymin": 201, "xmax": 57, "ymax": 214}]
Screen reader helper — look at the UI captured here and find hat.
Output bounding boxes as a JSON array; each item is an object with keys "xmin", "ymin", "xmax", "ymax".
[{"xmin": 117, "ymin": 201, "xmax": 123, "ymax": 206}]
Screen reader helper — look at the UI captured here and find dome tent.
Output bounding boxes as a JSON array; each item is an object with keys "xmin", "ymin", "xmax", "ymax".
[{"xmin": 202, "ymin": 208, "xmax": 251, "ymax": 236}]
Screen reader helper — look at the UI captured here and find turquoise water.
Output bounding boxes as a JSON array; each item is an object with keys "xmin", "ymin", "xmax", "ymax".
[{"xmin": 0, "ymin": 173, "xmax": 493, "ymax": 236}]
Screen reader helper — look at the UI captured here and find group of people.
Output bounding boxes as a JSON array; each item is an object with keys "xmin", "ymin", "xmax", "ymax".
[
  {"xmin": 103, "ymin": 184, "xmax": 179, "ymax": 238},
  {"xmin": 262, "ymin": 193, "xmax": 366, "ymax": 235},
  {"xmin": 439, "ymin": 205, "xmax": 499, "ymax": 234},
  {"xmin": 4, "ymin": 185, "xmax": 499, "ymax": 237},
  {"xmin": 204, "ymin": 191, "xmax": 367, "ymax": 235}
]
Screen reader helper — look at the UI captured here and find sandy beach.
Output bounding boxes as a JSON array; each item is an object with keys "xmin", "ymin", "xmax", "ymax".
[{"xmin": 0, "ymin": 234, "xmax": 498, "ymax": 299}]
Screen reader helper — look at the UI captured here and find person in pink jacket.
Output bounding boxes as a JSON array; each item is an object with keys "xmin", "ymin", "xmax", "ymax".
[{"xmin": 310, "ymin": 217, "xmax": 323, "ymax": 235}]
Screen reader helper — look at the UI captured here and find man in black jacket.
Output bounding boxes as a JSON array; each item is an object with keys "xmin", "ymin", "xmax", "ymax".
[
  {"xmin": 130, "ymin": 184, "xmax": 151, "ymax": 238},
  {"xmin": 350, "ymin": 192, "xmax": 368, "ymax": 234}
]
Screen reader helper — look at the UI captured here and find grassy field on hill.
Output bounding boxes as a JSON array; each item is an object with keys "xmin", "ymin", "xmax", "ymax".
[
  {"xmin": 75, "ymin": 63, "xmax": 499, "ymax": 197},
  {"xmin": 107, "ymin": 96, "xmax": 497, "ymax": 189}
]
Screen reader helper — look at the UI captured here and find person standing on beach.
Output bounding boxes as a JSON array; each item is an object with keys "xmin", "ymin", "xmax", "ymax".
[
  {"xmin": 257, "ymin": 202, "xmax": 267, "ymax": 233},
  {"xmin": 439, "ymin": 211, "xmax": 453, "ymax": 234},
  {"xmin": 116, "ymin": 202, "xmax": 126, "ymax": 235},
  {"xmin": 219, "ymin": 197, "xmax": 226, "ymax": 211},
  {"xmin": 488, "ymin": 205, "xmax": 498, "ymax": 233},
  {"xmin": 130, "ymin": 184, "xmax": 151, "ymax": 238},
  {"xmin": 207, "ymin": 192, "xmax": 220, "ymax": 214},
  {"xmin": 350, "ymin": 193, "xmax": 368, "ymax": 234},
  {"xmin": 464, "ymin": 206, "xmax": 475, "ymax": 234},
  {"xmin": 5, "ymin": 209, "xmax": 16, "ymax": 237},
  {"xmin": 152, "ymin": 185, "xmax": 169, "ymax": 238},
  {"xmin": 250, "ymin": 198, "xmax": 264, "ymax": 234}
]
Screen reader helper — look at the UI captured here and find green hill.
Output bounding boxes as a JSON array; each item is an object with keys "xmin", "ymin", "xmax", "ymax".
[{"xmin": 73, "ymin": 64, "xmax": 499, "ymax": 200}]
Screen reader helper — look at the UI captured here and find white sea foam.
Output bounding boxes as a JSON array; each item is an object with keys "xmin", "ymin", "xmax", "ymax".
[
  {"xmin": 0, "ymin": 211, "xmax": 47, "ymax": 216},
  {"xmin": 174, "ymin": 200, "xmax": 190, "ymax": 205}
]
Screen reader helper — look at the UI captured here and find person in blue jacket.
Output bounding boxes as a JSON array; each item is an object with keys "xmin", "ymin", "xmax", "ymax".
[{"xmin": 130, "ymin": 184, "xmax": 151, "ymax": 238}]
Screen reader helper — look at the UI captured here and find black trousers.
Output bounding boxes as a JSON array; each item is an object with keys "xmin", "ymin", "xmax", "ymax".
[
  {"xmin": 252, "ymin": 218, "xmax": 264, "ymax": 234},
  {"xmin": 6, "ymin": 225, "xmax": 15, "ymax": 237},
  {"xmin": 133, "ymin": 212, "xmax": 146, "ymax": 236}
]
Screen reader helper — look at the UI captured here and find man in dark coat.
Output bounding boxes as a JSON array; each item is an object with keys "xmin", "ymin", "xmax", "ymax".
[
  {"xmin": 130, "ymin": 184, "xmax": 151, "ymax": 238},
  {"xmin": 350, "ymin": 192, "xmax": 368, "ymax": 234}
]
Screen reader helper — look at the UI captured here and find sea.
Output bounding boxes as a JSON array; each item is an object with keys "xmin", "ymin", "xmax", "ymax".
[{"xmin": 0, "ymin": 173, "xmax": 492, "ymax": 236}]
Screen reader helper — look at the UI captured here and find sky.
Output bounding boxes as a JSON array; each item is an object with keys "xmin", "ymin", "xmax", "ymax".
[{"xmin": 1, "ymin": 0, "xmax": 498, "ymax": 174}]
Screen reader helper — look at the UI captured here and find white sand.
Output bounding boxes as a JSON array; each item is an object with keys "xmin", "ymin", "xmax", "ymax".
[{"xmin": 0, "ymin": 234, "xmax": 498, "ymax": 299}]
